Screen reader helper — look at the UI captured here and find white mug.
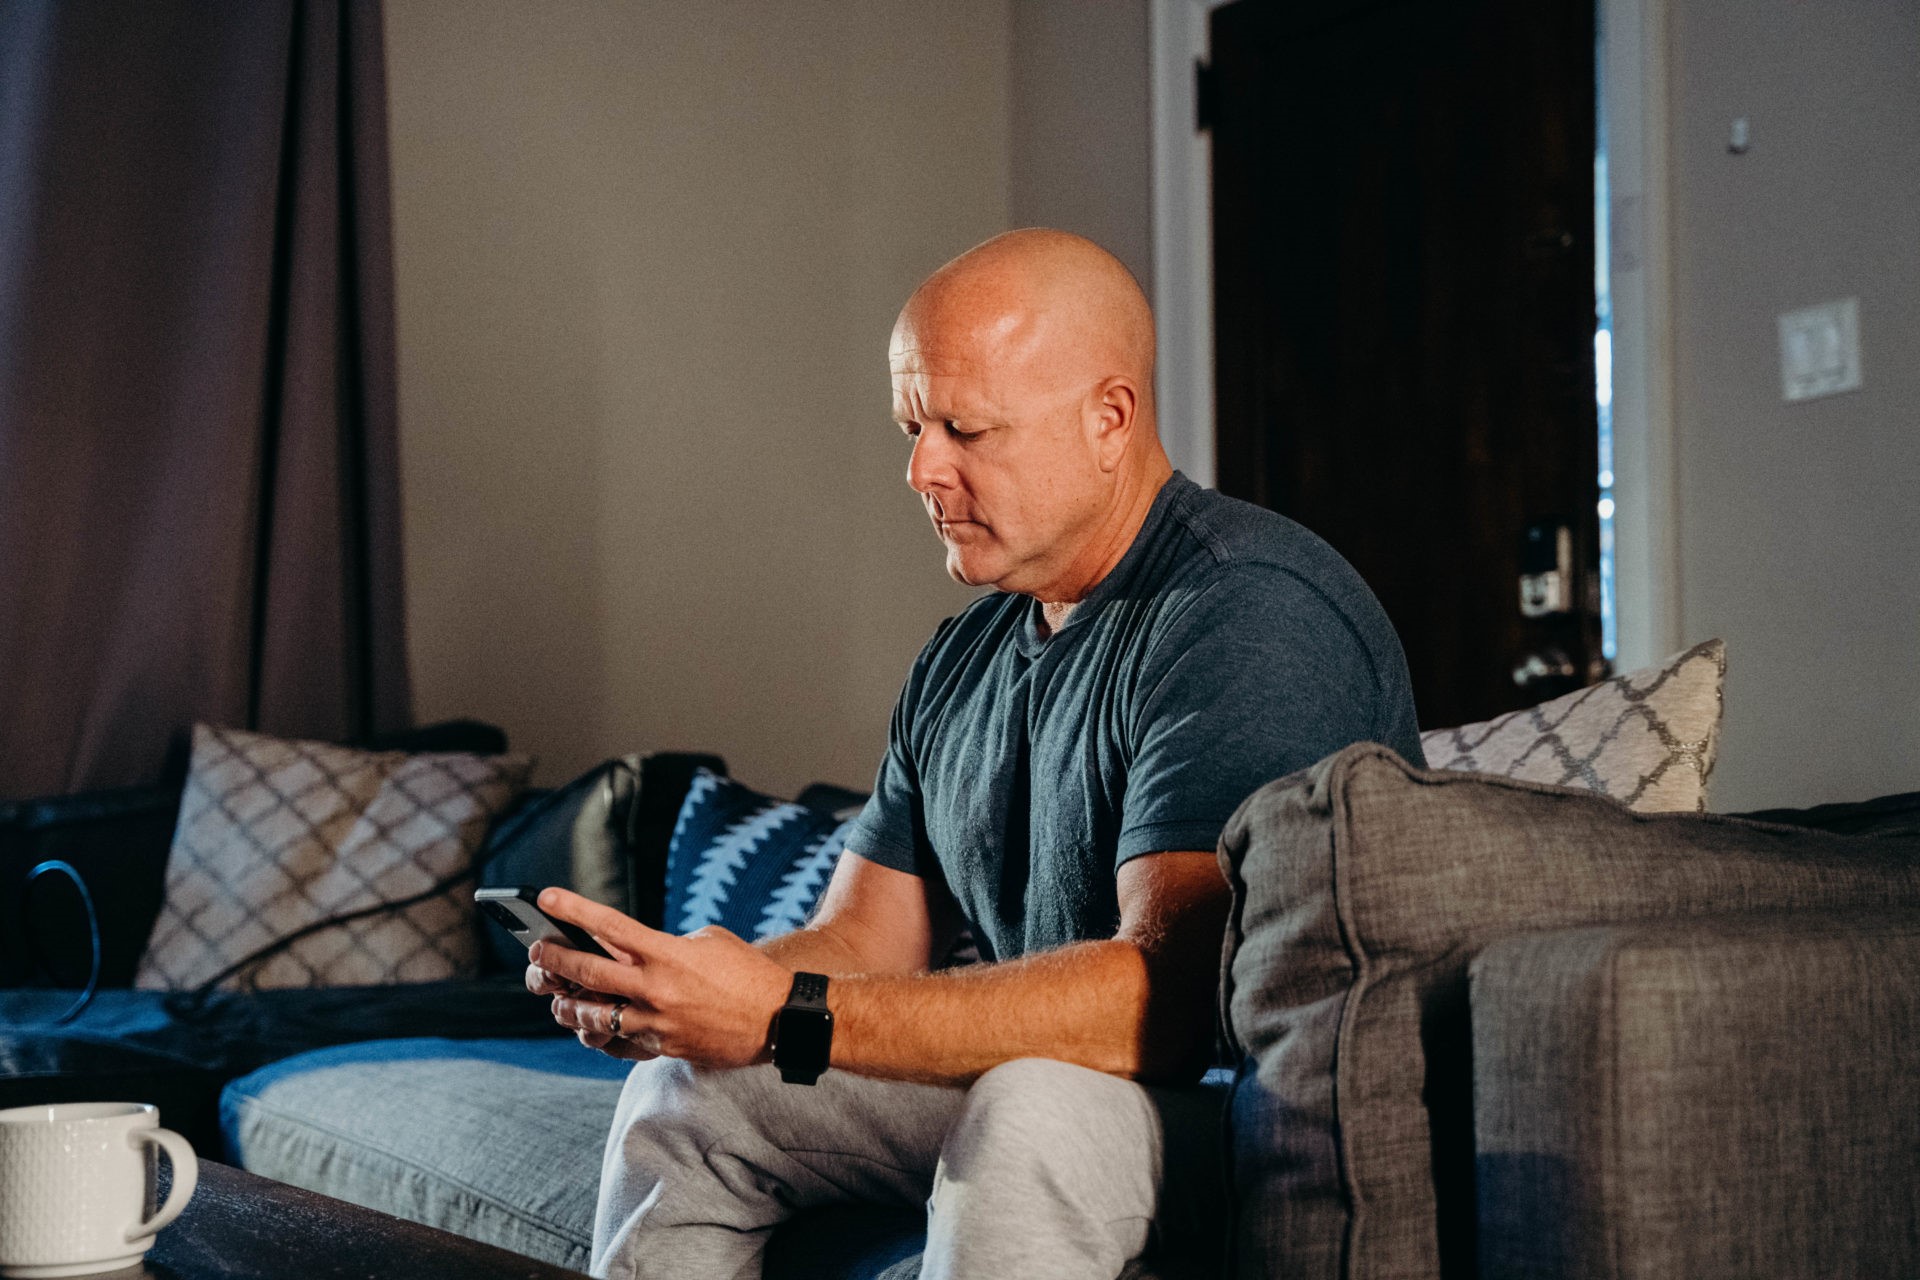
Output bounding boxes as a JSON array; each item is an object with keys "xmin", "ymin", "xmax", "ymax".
[{"xmin": 0, "ymin": 1102, "xmax": 198, "ymax": 1278}]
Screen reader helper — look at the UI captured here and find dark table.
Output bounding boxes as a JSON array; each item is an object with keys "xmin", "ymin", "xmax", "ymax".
[{"xmin": 134, "ymin": 1160, "xmax": 587, "ymax": 1279}]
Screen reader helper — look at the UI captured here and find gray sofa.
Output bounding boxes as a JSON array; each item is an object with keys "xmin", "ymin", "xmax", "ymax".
[
  {"xmin": 1220, "ymin": 743, "xmax": 1920, "ymax": 1280},
  {"xmin": 218, "ymin": 744, "xmax": 1920, "ymax": 1279}
]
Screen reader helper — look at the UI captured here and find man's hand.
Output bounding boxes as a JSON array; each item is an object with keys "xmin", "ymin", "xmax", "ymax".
[{"xmin": 526, "ymin": 888, "xmax": 792, "ymax": 1068}]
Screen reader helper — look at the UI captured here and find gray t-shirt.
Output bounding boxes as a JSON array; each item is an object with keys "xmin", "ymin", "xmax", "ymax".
[{"xmin": 844, "ymin": 473, "xmax": 1422, "ymax": 962}]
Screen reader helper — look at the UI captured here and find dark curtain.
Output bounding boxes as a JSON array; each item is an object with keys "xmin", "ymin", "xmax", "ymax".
[{"xmin": 0, "ymin": 0, "xmax": 410, "ymax": 800}]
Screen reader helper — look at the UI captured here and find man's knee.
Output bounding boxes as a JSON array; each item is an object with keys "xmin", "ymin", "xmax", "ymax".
[
  {"xmin": 619, "ymin": 1054, "xmax": 710, "ymax": 1111},
  {"xmin": 965, "ymin": 1056, "xmax": 1111, "ymax": 1119},
  {"xmin": 938, "ymin": 1058, "xmax": 1145, "ymax": 1187},
  {"xmin": 615, "ymin": 1055, "xmax": 701, "ymax": 1127},
  {"xmin": 608, "ymin": 1057, "xmax": 782, "ymax": 1160}
]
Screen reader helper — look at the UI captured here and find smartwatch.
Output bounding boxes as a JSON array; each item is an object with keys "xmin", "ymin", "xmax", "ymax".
[{"xmin": 771, "ymin": 972, "xmax": 834, "ymax": 1085}]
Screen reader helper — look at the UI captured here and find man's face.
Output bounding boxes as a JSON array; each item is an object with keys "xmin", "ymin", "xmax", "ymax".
[{"xmin": 890, "ymin": 317, "xmax": 1103, "ymax": 597}]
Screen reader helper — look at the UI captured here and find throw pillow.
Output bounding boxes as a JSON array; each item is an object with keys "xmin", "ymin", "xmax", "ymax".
[
  {"xmin": 135, "ymin": 725, "xmax": 532, "ymax": 991},
  {"xmin": 476, "ymin": 756, "xmax": 644, "ymax": 975},
  {"xmin": 1217, "ymin": 741, "xmax": 1920, "ymax": 1280},
  {"xmin": 665, "ymin": 769, "xmax": 851, "ymax": 941},
  {"xmin": 1419, "ymin": 637, "xmax": 1726, "ymax": 811}
]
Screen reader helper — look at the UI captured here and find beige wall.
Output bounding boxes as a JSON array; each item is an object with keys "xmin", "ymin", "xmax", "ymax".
[
  {"xmin": 1668, "ymin": 0, "xmax": 1920, "ymax": 809},
  {"xmin": 1009, "ymin": 0, "xmax": 1154, "ymax": 288},
  {"xmin": 383, "ymin": 1, "xmax": 1003, "ymax": 794},
  {"xmin": 386, "ymin": 1, "xmax": 1918, "ymax": 813}
]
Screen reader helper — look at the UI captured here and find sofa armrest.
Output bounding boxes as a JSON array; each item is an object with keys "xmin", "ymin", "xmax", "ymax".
[
  {"xmin": 1470, "ymin": 909, "xmax": 1920, "ymax": 1280},
  {"xmin": 0, "ymin": 785, "xmax": 182, "ymax": 988}
]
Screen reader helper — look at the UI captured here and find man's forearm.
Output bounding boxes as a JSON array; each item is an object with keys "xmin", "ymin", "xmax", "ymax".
[
  {"xmin": 531, "ymin": 862, "xmax": 1223, "ymax": 1084},
  {"xmin": 755, "ymin": 924, "xmax": 872, "ymax": 976},
  {"xmin": 823, "ymin": 938, "xmax": 1210, "ymax": 1088}
]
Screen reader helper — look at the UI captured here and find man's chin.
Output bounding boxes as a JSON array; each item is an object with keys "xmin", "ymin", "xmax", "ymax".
[
  {"xmin": 944, "ymin": 559, "xmax": 987, "ymax": 588},
  {"xmin": 943, "ymin": 549, "xmax": 1002, "ymax": 589}
]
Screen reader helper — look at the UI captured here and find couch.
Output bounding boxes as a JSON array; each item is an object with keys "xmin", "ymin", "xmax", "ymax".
[
  {"xmin": 0, "ymin": 740, "xmax": 939, "ymax": 1279},
  {"xmin": 6, "ymin": 725, "xmax": 1918, "ymax": 1279},
  {"xmin": 0, "ymin": 721, "xmax": 565, "ymax": 1153},
  {"xmin": 1217, "ymin": 743, "xmax": 1920, "ymax": 1280},
  {"xmin": 228, "ymin": 747, "xmax": 1920, "ymax": 1280}
]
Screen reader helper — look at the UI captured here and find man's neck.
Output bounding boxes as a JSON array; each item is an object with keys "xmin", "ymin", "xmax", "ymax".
[
  {"xmin": 1039, "ymin": 600, "xmax": 1077, "ymax": 635},
  {"xmin": 1033, "ymin": 457, "xmax": 1175, "ymax": 638}
]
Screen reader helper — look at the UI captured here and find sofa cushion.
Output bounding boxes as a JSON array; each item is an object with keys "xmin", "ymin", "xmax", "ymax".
[
  {"xmin": 1217, "ymin": 742, "xmax": 1920, "ymax": 1280},
  {"xmin": 224, "ymin": 1036, "xmax": 626, "ymax": 1269},
  {"xmin": 0, "ymin": 979, "xmax": 559, "ymax": 1154},
  {"xmin": 1470, "ymin": 910, "xmax": 1920, "ymax": 1280},
  {"xmin": 137, "ymin": 725, "xmax": 531, "ymax": 991},
  {"xmin": 665, "ymin": 769, "xmax": 852, "ymax": 940},
  {"xmin": 222, "ymin": 1037, "xmax": 938, "ymax": 1280},
  {"xmin": 476, "ymin": 757, "xmax": 646, "ymax": 973},
  {"xmin": 1419, "ymin": 638, "xmax": 1725, "ymax": 811}
]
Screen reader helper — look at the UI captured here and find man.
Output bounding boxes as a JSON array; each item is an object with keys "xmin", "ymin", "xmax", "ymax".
[{"xmin": 530, "ymin": 229, "xmax": 1423, "ymax": 1280}]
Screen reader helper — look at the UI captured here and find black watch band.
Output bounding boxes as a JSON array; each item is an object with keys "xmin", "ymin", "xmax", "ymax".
[{"xmin": 771, "ymin": 972, "xmax": 833, "ymax": 1085}]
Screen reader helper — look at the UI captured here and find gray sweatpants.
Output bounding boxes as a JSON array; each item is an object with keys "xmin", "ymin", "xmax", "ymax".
[{"xmin": 590, "ymin": 1056, "xmax": 1227, "ymax": 1280}]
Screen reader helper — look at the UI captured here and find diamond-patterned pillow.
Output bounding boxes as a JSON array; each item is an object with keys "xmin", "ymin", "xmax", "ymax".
[
  {"xmin": 665, "ymin": 769, "xmax": 851, "ymax": 941},
  {"xmin": 135, "ymin": 725, "xmax": 532, "ymax": 991},
  {"xmin": 1419, "ymin": 638, "xmax": 1726, "ymax": 812}
]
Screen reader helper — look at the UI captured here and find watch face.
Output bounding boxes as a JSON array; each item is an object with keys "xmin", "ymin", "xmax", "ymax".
[{"xmin": 778, "ymin": 1008, "xmax": 833, "ymax": 1073}]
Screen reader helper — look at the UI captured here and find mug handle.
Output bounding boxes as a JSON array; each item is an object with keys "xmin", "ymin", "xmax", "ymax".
[{"xmin": 125, "ymin": 1127, "xmax": 199, "ymax": 1243}]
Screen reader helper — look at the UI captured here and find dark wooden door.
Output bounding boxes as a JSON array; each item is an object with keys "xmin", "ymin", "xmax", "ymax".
[{"xmin": 1209, "ymin": 0, "xmax": 1601, "ymax": 730}]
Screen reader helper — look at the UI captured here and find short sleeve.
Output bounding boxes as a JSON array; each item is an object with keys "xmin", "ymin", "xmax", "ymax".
[
  {"xmin": 839, "ymin": 625, "xmax": 949, "ymax": 878},
  {"xmin": 1116, "ymin": 565, "xmax": 1384, "ymax": 864}
]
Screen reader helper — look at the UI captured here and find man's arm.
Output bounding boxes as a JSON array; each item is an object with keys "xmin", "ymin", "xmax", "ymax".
[
  {"xmin": 532, "ymin": 848, "xmax": 1228, "ymax": 1087},
  {"xmin": 752, "ymin": 849, "xmax": 966, "ymax": 977},
  {"xmin": 823, "ymin": 849, "xmax": 1227, "ymax": 1085}
]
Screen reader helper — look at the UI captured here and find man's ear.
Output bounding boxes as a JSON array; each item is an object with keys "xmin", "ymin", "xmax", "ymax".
[{"xmin": 1088, "ymin": 376, "xmax": 1138, "ymax": 473}]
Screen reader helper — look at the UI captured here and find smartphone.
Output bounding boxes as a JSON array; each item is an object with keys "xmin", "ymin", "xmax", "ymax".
[{"xmin": 474, "ymin": 886, "xmax": 615, "ymax": 960}]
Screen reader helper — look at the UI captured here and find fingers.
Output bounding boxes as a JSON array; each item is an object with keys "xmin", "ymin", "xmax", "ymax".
[
  {"xmin": 555, "ymin": 994, "xmax": 660, "ymax": 1062},
  {"xmin": 579, "ymin": 1030, "xmax": 659, "ymax": 1062},
  {"xmin": 538, "ymin": 888, "xmax": 669, "ymax": 961},
  {"xmin": 524, "ymin": 963, "xmax": 581, "ymax": 998},
  {"xmin": 599, "ymin": 937, "xmax": 641, "ymax": 966},
  {"xmin": 529, "ymin": 936, "xmax": 645, "ymax": 998},
  {"xmin": 551, "ymin": 993, "xmax": 647, "ymax": 1038}
]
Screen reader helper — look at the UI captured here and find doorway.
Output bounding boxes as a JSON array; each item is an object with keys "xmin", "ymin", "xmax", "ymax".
[{"xmin": 1204, "ymin": 0, "xmax": 1602, "ymax": 729}]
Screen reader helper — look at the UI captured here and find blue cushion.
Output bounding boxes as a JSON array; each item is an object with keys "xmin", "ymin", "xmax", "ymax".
[
  {"xmin": 223, "ymin": 1034, "xmax": 932, "ymax": 1278},
  {"xmin": 664, "ymin": 769, "xmax": 852, "ymax": 940},
  {"xmin": 223, "ymin": 1036, "xmax": 630, "ymax": 1270}
]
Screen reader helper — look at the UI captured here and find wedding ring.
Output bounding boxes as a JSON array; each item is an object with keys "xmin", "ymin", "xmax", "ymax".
[{"xmin": 608, "ymin": 999, "xmax": 629, "ymax": 1038}]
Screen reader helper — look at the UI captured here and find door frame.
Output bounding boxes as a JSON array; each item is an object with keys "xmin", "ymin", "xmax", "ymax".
[{"xmin": 1148, "ymin": 0, "xmax": 1682, "ymax": 671}]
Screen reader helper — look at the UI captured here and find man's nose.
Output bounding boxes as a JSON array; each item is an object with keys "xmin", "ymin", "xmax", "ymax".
[{"xmin": 906, "ymin": 430, "xmax": 954, "ymax": 495}]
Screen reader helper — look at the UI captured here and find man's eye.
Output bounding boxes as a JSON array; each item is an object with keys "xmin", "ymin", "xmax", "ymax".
[{"xmin": 898, "ymin": 420, "xmax": 981, "ymax": 441}]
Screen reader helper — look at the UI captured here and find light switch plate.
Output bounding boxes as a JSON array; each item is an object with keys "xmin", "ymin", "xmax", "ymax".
[{"xmin": 1778, "ymin": 297, "xmax": 1862, "ymax": 402}]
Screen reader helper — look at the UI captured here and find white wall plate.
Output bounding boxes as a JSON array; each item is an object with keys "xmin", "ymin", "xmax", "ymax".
[{"xmin": 1778, "ymin": 297, "xmax": 1863, "ymax": 402}]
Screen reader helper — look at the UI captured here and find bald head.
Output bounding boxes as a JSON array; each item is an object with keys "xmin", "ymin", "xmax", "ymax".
[
  {"xmin": 889, "ymin": 229, "xmax": 1173, "ymax": 606},
  {"xmin": 892, "ymin": 229, "xmax": 1158, "ymax": 434}
]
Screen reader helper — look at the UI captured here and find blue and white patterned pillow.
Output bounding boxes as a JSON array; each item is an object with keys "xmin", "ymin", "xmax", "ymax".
[{"xmin": 663, "ymin": 769, "xmax": 854, "ymax": 940}]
